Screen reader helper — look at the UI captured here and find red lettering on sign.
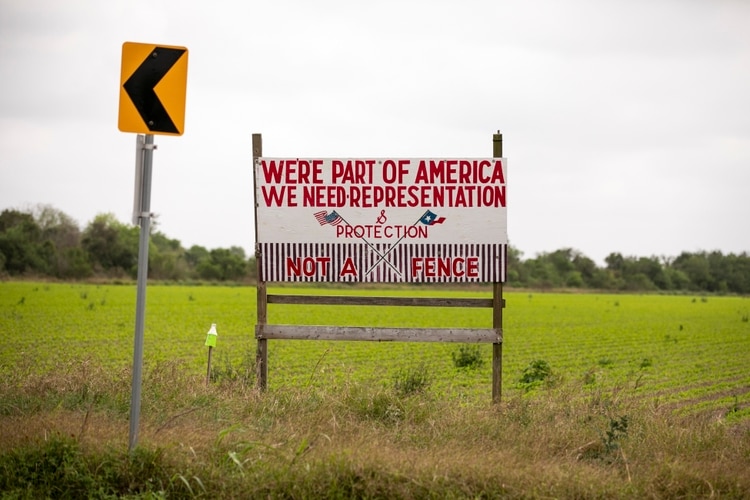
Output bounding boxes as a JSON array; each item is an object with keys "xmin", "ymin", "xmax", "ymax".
[
  {"xmin": 302, "ymin": 186, "xmax": 347, "ymax": 207},
  {"xmin": 414, "ymin": 159, "xmax": 505, "ymax": 184},
  {"xmin": 410, "ymin": 257, "xmax": 479, "ymax": 278},
  {"xmin": 340, "ymin": 257, "xmax": 357, "ymax": 277},
  {"xmin": 261, "ymin": 159, "xmax": 323, "ymax": 184},
  {"xmin": 261, "ymin": 159, "xmax": 284, "ymax": 183},
  {"xmin": 286, "ymin": 257, "xmax": 331, "ymax": 277},
  {"xmin": 332, "ymin": 159, "xmax": 375, "ymax": 184},
  {"xmin": 261, "ymin": 186, "xmax": 297, "ymax": 207},
  {"xmin": 382, "ymin": 159, "xmax": 410, "ymax": 184}
]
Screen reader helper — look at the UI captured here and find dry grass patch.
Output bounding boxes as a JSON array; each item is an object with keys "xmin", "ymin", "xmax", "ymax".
[{"xmin": 1, "ymin": 358, "xmax": 749, "ymax": 498}]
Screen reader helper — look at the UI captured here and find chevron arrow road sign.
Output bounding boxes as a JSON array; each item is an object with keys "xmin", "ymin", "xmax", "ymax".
[{"xmin": 118, "ymin": 42, "xmax": 188, "ymax": 135}]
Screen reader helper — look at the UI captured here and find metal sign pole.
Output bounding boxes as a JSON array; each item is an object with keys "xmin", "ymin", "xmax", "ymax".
[{"xmin": 129, "ymin": 133, "xmax": 155, "ymax": 452}]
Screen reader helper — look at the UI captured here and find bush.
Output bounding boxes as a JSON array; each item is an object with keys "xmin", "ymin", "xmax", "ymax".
[
  {"xmin": 451, "ymin": 345, "xmax": 484, "ymax": 369},
  {"xmin": 0, "ymin": 434, "xmax": 177, "ymax": 498},
  {"xmin": 519, "ymin": 359, "xmax": 552, "ymax": 386}
]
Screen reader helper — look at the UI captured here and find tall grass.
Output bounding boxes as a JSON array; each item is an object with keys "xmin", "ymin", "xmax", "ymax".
[{"xmin": 1, "ymin": 358, "xmax": 748, "ymax": 498}]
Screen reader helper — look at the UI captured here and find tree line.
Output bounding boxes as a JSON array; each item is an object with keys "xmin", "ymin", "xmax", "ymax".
[
  {"xmin": 1, "ymin": 205, "xmax": 749, "ymax": 294},
  {"xmin": 507, "ymin": 247, "xmax": 750, "ymax": 294},
  {"xmin": 0, "ymin": 206, "xmax": 250, "ymax": 282}
]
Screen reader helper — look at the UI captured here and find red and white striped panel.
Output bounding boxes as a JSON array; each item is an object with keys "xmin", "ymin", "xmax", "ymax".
[{"xmin": 259, "ymin": 243, "xmax": 506, "ymax": 283}]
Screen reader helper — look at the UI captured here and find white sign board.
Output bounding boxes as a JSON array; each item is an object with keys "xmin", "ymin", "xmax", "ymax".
[{"xmin": 254, "ymin": 158, "xmax": 507, "ymax": 283}]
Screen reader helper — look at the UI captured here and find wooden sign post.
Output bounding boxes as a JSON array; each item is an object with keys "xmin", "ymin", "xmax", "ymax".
[{"xmin": 252, "ymin": 133, "xmax": 507, "ymax": 401}]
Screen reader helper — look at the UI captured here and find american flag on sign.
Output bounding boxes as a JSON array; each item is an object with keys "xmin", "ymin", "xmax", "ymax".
[{"xmin": 314, "ymin": 210, "xmax": 343, "ymax": 226}]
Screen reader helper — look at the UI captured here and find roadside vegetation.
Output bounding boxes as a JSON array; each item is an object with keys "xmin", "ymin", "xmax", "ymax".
[
  {"xmin": 1, "ymin": 283, "xmax": 749, "ymax": 497},
  {"xmin": 2, "ymin": 204, "xmax": 750, "ymax": 293},
  {"xmin": 2, "ymin": 356, "xmax": 748, "ymax": 498}
]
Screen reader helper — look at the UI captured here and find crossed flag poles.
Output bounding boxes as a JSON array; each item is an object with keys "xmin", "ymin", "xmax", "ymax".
[
  {"xmin": 314, "ymin": 209, "xmax": 402, "ymax": 277},
  {"xmin": 314, "ymin": 209, "xmax": 445, "ymax": 278}
]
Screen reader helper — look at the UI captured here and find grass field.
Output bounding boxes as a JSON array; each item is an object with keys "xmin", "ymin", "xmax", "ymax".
[
  {"xmin": 1, "ymin": 281, "xmax": 749, "ymax": 498},
  {"xmin": 2, "ymin": 282, "xmax": 749, "ymax": 414}
]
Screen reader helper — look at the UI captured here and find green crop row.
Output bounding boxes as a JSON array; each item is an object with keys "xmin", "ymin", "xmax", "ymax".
[{"xmin": 1, "ymin": 282, "xmax": 748, "ymax": 417}]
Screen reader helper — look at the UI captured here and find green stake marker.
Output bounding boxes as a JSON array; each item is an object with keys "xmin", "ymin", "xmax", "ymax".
[
  {"xmin": 205, "ymin": 323, "xmax": 218, "ymax": 347},
  {"xmin": 205, "ymin": 323, "xmax": 217, "ymax": 385}
]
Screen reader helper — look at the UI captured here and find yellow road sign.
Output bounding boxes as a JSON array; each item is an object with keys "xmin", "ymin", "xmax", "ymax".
[{"xmin": 118, "ymin": 42, "xmax": 188, "ymax": 135}]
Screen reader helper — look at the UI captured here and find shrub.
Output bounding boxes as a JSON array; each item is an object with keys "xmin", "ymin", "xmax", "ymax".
[
  {"xmin": 451, "ymin": 345, "xmax": 484, "ymax": 369},
  {"xmin": 603, "ymin": 415, "xmax": 629, "ymax": 456},
  {"xmin": 519, "ymin": 359, "xmax": 552, "ymax": 386},
  {"xmin": 0, "ymin": 434, "xmax": 177, "ymax": 498}
]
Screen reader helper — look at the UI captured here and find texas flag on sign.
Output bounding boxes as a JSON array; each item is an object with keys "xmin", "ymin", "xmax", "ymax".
[{"xmin": 419, "ymin": 210, "xmax": 446, "ymax": 226}]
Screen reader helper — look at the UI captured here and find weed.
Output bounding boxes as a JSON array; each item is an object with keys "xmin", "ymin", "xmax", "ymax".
[
  {"xmin": 727, "ymin": 396, "xmax": 740, "ymax": 416},
  {"xmin": 577, "ymin": 415, "xmax": 630, "ymax": 464},
  {"xmin": 598, "ymin": 357, "xmax": 614, "ymax": 367},
  {"xmin": 123, "ymin": 446, "xmax": 171, "ymax": 492},
  {"xmin": 582, "ymin": 368, "xmax": 597, "ymax": 385},
  {"xmin": 210, "ymin": 350, "xmax": 255, "ymax": 387},
  {"xmin": 603, "ymin": 415, "xmax": 629, "ymax": 454},
  {"xmin": 393, "ymin": 362, "xmax": 431, "ymax": 397},
  {"xmin": 639, "ymin": 357, "xmax": 653, "ymax": 369},
  {"xmin": 0, "ymin": 434, "xmax": 93, "ymax": 496},
  {"xmin": 0, "ymin": 434, "xmax": 187, "ymax": 497},
  {"xmin": 345, "ymin": 386, "xmax": 405, "ymax": 424},
  {"xmin": 451, "ymin": 344, "xmax": 484, "ymax": 369},
  {"xmin": 634, "ymin": 373, "xmax": 646, "ymax": 390},
  {"xmin": 519, "ymin": 359, "xmax": 552, "ymax": 387},
  {"xmin": 174, "ymin": 473, "xmax": 207, "ymax": 496}
]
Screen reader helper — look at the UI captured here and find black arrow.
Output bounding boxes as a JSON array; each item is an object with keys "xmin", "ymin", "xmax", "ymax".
[{"xmin": 123, "ymin": 47, "xmax": 186, "ymax": 134}]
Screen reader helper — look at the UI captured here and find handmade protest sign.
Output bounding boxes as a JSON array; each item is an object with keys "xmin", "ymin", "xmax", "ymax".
[{"xmin": 254, "ymin": 158, "xmax": 507, "ymax": 283}]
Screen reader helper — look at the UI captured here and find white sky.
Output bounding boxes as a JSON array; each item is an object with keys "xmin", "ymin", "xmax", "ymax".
[{"xmin": 1, "ymin": 0, "xmax": 749, "ymax": 265}]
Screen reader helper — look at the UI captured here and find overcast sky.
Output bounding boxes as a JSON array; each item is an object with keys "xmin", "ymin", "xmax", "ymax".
[{"xmin": 1, "ymin": 0, "xmax": 748, "ymax": 265}]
